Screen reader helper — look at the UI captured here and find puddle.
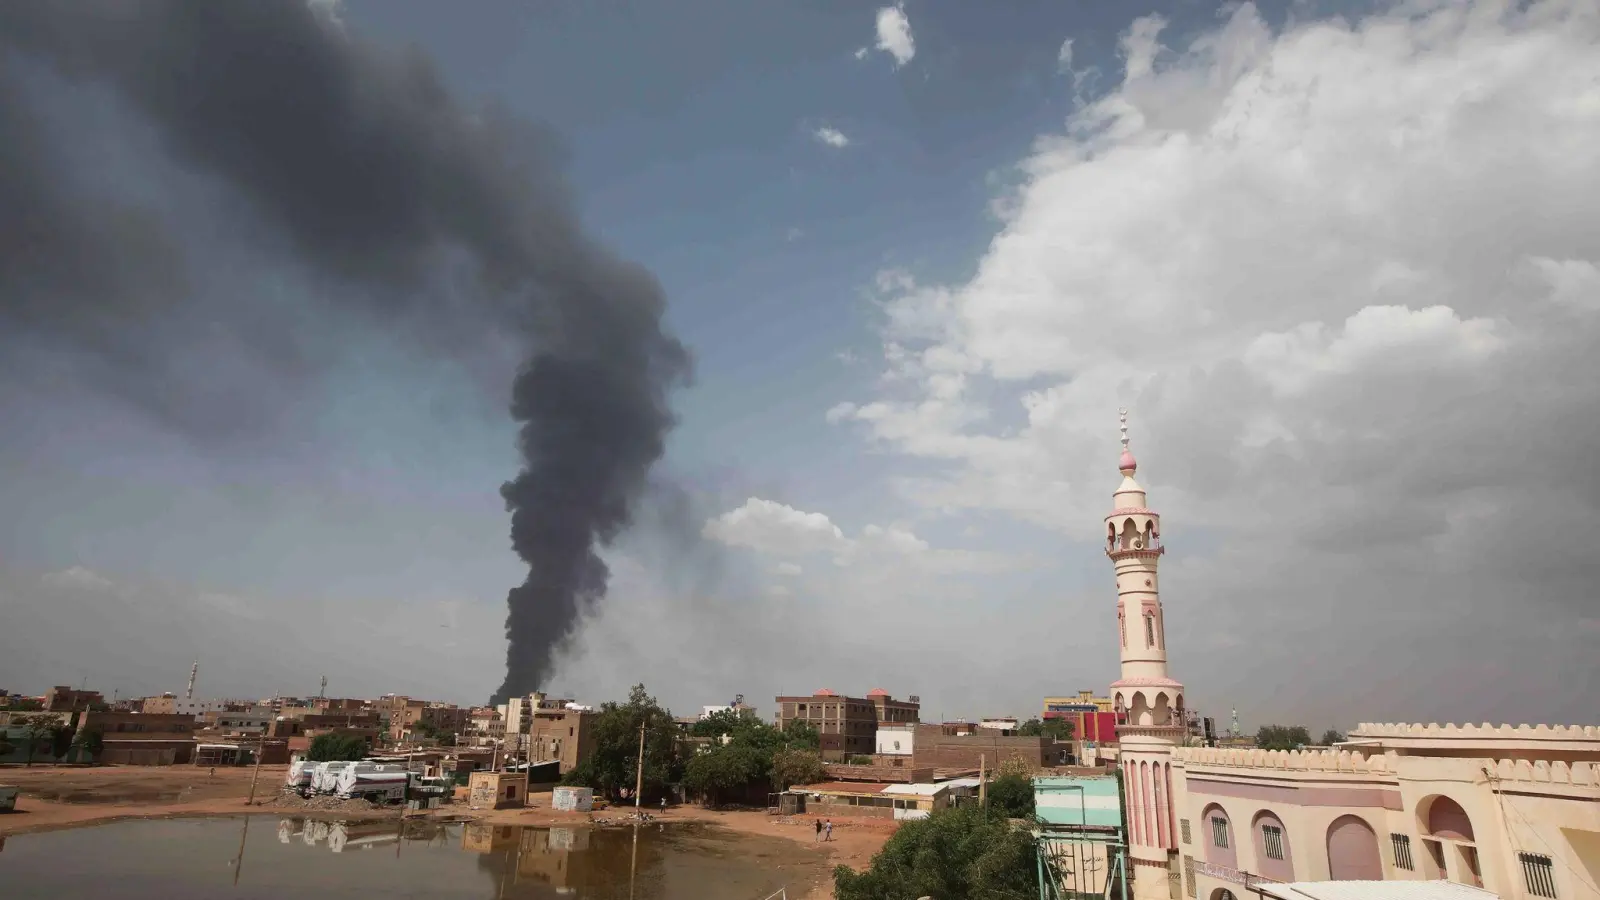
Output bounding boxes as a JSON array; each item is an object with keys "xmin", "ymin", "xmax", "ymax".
[{"xmin": 0, "ymin": 816, "xmax": 830, "ymax": 898}]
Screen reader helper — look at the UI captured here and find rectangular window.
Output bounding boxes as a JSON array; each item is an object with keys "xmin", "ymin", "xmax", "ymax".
[
  {"xmin": 1211, "ymin": 817, "xmax": 1229, "ymax": 849},
  {"xmin": 1181, "ymin": 819, "xmax": 1191, "ymax": 844},
  {"xmin": 1146, "ymin": 616, "xmax": 1154, "ymax": 647},
  {"xmin": 1183, "ymin": 856, "xmax": 1197, "ymax": 899},
  {"xmin": 1262, "ymin": 824, "xmax": 1285, "ymax": 860},
  {"xmin": 1391, "ymin": 834, "xmax": 1414, "ymax": 871},
  {"xmin": 1521, "ymin": 852, "xmax": 1557, "ymax": 899}
]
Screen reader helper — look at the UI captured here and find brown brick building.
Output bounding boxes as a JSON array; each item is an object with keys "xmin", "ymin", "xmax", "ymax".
[
  {"xmin": 43, "ymin": 686, "xmax": 104, "ymax": 712},
  {"xmin": 909, "ymin": 722, "xmax": 1070, "ymax": 771},
  {"xmin": 775, "ymin": 689, "xmax": 921, "ymax": 762},
  {"xmin": 77, "ymin": 711, "xmax": 198, "ymax": 765}
]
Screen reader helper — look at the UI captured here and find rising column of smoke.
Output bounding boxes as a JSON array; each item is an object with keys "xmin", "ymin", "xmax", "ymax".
[{"xmin": 0, "ymin": 1, "xmax": 691, "ymax": 702}]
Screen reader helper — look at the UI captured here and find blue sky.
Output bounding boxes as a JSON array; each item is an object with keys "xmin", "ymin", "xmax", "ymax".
[{"xmin": 1, "ymin": 0, "xmax": 1596, "ymax": 730}]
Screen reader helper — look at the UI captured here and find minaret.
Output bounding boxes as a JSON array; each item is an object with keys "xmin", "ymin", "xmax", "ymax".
[
  {"xmin": 1106, "ymin": 410, "xmax": 1185, "ymax": 900},
  {"xmin": 186, "ymin": 661, "xmax": 198, "ymax": 700}
]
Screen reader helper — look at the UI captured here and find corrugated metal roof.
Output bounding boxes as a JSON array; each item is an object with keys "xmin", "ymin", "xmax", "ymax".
[
  {"xmin": 1260, "ymin": 881, "xmax": 1502, "ymax": 900},
  {"xmin": 940, "ymin": 777, "xmax": 984, "ymax": 788},
  {"xmin": 881, "ymin": 783, "xmax": 948, "ymax": 796}
]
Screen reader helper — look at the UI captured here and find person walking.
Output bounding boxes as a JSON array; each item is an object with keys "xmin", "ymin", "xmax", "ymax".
[
  {"xmin": 814, "ymin": 819, "xmax": 822, "ymax": 841},
  {"xmin": 824, "ymin": 819, "xmax": 833, "ymax": 842}
]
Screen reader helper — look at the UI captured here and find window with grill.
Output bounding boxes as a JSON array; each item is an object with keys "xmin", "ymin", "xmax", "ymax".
[
  {"xmin": 1391, "ymin": 834, "xmax": 1414, "ymax": 871},
  {"xmin": 1521, "ymin": 852, "xmax": 1558, "ymax": 898},
  {"xmin": 1262, "ymin": 824, "xmax": 1285, "ymax": 860},
  {"xmin": 1183, "ymin": 855, "xmax": 1197, "ymax": 899},
  {"xmin": 1181, "ymin": 819, "xmax": 1191, "ymax": 844},
  {"xmin": 1145, "ymin": 615, "xmax": 1155, "ymax": 647},
  {"xmin": 1211, "ymin": 817, "xmax": 1229, "ymax": 849}
]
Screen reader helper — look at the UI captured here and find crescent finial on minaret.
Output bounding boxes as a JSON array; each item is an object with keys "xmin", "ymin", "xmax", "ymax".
[{"xmin": 1118, "ymin": 408, "xmax": 1137, "ymax": 474}]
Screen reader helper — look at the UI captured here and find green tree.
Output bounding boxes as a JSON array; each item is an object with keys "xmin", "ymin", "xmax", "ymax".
[
  {"xmin": 72, "ymin": 728, "xmax": 105, "ymax": 763},
  {"xmin": 49, "ymin": 724, "xmax": 75, "ymax": 761},
  {"xmin": 1319, "ymin": 729, "xmax": 1346, "ymax": 746},
  {"xmin": 307, "ymin": 731, "xmax": 370, "ymax": 762},
  {"xmin": 21, "ymin": 715, "xmax": 58, "ymax": 766},
  {"xmin": 833, "ymin": 804, "xmax": 1038, "ymax": 900},
  {"xmin": 0, "ymin": 729, "xmax": 14, "ymax": 760},
  {"xmin": 987, "ymin": 772, "xmax": 1036, "ymax": 819},
  {"xmin": 770, "ymin": 749, "xmax": 826, "ymax": 790},
  {"xmin": 781, "ymin": 718, "xmax": 820, "ymax": 751},
  {"xmin": 1016, "ymin": 717, "xmax": 1075, "ymax": 740},
  {"xmin": 1255, "ymin": 724, "xmax": 1313, "ymax": 751},
  {"xmin": 560, "ymin": 684, "xmax": 680, "ymax": 803},
  {"xmin": 412, "ymin": 721, "xmax": 457, "ymax": 747},
  {"xmin": 683, "ymin": 742, "xmax": 768, "ymax": 807}
]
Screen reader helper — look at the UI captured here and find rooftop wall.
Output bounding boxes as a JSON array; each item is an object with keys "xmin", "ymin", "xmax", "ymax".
[
  {"xmin": 1174, "ymin": 746, "xmax": 1393, "ymax": 774},
  {"xmin": 1486, "ymin": 757, "xmax": 1598, "ymax": 790},
  {"xmin": 1352, "ymin": 722, "xmax": 1600, "ymax": 741}
]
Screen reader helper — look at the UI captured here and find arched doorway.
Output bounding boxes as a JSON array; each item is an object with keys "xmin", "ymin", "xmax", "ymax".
[
  {"xmin": 1252, "ymin": 810, "xmax": 1295, "ymax": 882},
  {"xmin": 1326, "ymin": 815, "xmax": 1382, "ymax": 880},
  {"xmin": 1210, "ymin": 890, "xmax": 1237, "ymax": 900}
]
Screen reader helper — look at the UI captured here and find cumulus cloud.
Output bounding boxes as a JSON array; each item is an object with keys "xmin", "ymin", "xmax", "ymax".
[
  {"xmin": 702, "ymin": 498, "xmax": 850, "ymax": 556},
  {"xmin": 813, "ymin": 126, "xmax": 851, "ymax": 149},
  {"xmin": 874, "ymin": 5, "xmax": 915, "ymax": 67},
  {"xmin": 830, "ymin": 0, "xmax": 1600, "ymax": 727}
]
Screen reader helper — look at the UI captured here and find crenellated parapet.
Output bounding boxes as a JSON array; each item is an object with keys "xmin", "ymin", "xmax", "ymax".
[
  {"xmin": 1173, "ymin": 746, "xmax": 1393, "ymax": 774},
  {"xmin": 1485, "ymin": 758, "xmax": 1599, "ymax": 792},
  {"xmin": 1353, "ymin": 722, "xmax": 1600, "ymax": 741}
]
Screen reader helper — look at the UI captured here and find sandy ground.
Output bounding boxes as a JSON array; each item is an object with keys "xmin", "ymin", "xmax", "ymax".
[{"xmin": 0, "ymin": 766, "xmax": 893, "ymax": 898}]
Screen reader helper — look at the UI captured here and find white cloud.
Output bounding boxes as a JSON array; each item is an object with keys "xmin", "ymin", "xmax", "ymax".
[
  {"xmin": 1057, "ymin": 38, "xmax": 1074, "ymax": 73},
  {"xmin": 1524, "ymin": 256, "xmax": 1600, "ymax": 312},
  {"xmin": 854, "ymin": 47, "xmax": 869, "ymax": 60},
  {"xmin": 874, "ymin": 5, "xmax": 915, "ymax": 67},
  {"xmin": 813, "ymin": 126, "xmax": 851, "ymax": 148},
  {"xmin": 41, "ymin": 565, "xmax": 113, "ymax": 591},
  {"xmin": 702, "ymin": 498, "xmax": 849, "ymax": 555},
  {"xmin": 829, "ymin": 0, "xmax": 1600, "ymax": 727},
  {"xmin": 785, "ymin": 226, "xmax": 805, "ymax": 242},
  {"xmin": 775, "ymin": 562, "xmax": 803, "ymax": 576},
  {"xmin": 306, "ymin": 0, "xmax": 344, "ymax": 29}
]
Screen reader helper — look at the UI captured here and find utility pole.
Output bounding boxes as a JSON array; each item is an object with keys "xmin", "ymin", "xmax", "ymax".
[
  {"xmin": 633, "ymin": 715, "xmax": 647, "ymax": 813},
  {"xmin": 245, "ymin": 724, "xmax": 268, "ymax": 806},
  {"xmin": 978, "ymin": 754, "xmax": 987, "ymax": 808}
]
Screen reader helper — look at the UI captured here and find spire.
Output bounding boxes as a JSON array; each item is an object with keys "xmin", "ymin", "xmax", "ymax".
[{"xmin": 1118, "ymin": 408, "xmax": 1137, "ymax": 475}]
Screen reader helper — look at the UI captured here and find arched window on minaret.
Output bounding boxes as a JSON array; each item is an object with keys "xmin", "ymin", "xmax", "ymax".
[
  {"xmin": 1145, "ymin": 613, "xmax": 1155, "ymax": 648},
  {"xmin": 1120, "ymin": 609, "xmax": 1127, "ymax": 647}
]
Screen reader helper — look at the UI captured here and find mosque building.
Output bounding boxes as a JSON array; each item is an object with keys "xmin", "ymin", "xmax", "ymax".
[{"xmin": 1103, "ymin": 412, "xmax": 1599, "ymax": 900}]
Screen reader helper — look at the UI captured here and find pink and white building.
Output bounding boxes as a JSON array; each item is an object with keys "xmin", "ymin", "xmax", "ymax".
[{"xmin": 1103, "ymin": 413, "xmax": 1599, "ymax": 900}]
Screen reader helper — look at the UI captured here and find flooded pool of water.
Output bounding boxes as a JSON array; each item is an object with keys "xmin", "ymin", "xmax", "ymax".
[{"xmin": 0, "ymin": 816, "xmax": 824, "ymax": 898}]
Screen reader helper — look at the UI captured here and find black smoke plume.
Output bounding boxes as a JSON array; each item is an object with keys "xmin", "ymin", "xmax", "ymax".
[{"xmin": 0, "ymin": 1, "xmax": 691, "ymax": 702}]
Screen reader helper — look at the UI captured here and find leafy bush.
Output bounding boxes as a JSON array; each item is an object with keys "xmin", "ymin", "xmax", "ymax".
[
  {"xmin": 834, "ymin": 804, "xmax": 1037, "ymax": 900},
  {"xmin": 986, "ymin": 772, "xmax": 1036, "ymax": 819},
  {"xmin": 307, "ymin": 731, "xmax": 370, "ymax": 762}
]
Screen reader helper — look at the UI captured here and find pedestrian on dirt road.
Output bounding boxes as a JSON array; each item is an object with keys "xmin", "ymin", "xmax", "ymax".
[
  {"xmin": 659, "ymin": 796, "xmax": 666, "ymax": 811},
  {"xmin": 825, "ymin": 819, "xmax": 833, "ymax": 842},
  {"xmin": 814, "ymin": 819, "xmax": 822, "ymax": 841}
]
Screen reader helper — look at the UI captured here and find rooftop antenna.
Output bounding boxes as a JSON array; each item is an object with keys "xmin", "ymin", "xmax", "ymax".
[{"xmin": 186, "ymin": 661, "xmax": 198, "ymax": 700}]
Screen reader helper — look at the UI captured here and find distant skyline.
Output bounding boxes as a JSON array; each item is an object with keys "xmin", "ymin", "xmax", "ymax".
[{"xmin": 2, "ymin": 0, "xmax": 1597, "ymax": 733}]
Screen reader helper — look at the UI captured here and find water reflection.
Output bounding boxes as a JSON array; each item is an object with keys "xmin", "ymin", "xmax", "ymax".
[{"xmin": 0, "ymin": 816, "xmax": 805, "ymax": 899}]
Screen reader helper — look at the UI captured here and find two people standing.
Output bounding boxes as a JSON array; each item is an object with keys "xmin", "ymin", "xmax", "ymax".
[{"xmin": 813, "ymin": 818, "xmax": 833, "ymax": 841}]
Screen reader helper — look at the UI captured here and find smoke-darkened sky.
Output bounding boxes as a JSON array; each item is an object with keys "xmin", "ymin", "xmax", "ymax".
[{"xmin": 1, "ymin": 0, "xmax": 1595, "ymax": 731}]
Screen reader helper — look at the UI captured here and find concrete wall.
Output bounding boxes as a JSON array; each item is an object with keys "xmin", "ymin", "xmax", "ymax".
[{"xmin": 1171, "ymin": 741, "xmax": 1600, "ymax": 900}]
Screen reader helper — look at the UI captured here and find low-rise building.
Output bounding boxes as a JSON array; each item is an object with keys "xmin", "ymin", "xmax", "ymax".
[
  {"xmin": 876, "ymin": 723, "xmax": 915, "ymax": 757},
  {"xmin": 776, "ymin": 689, "xmax": 921, "ymax": 762},
  {"xmin": 140, "ymin": 694, "xmax": 228, "ymax": 718},
  {"xmin": 42, "ymin": 685, "xmax": 104, "ymax": 712},
  {"xmin": 1172, "ymin": 723, "xmax": 1600, "ymax": 900},
  {"xmin": 78, "ymin": 711, "xmax": 198, "ymax": 765},
  {"xmin": 792, "ymin": 781, "xmax": 952, "ymax": 820},
  {"xmin": 911, "ymin": 722, "xmax": 1070, "ymax": 771}
]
